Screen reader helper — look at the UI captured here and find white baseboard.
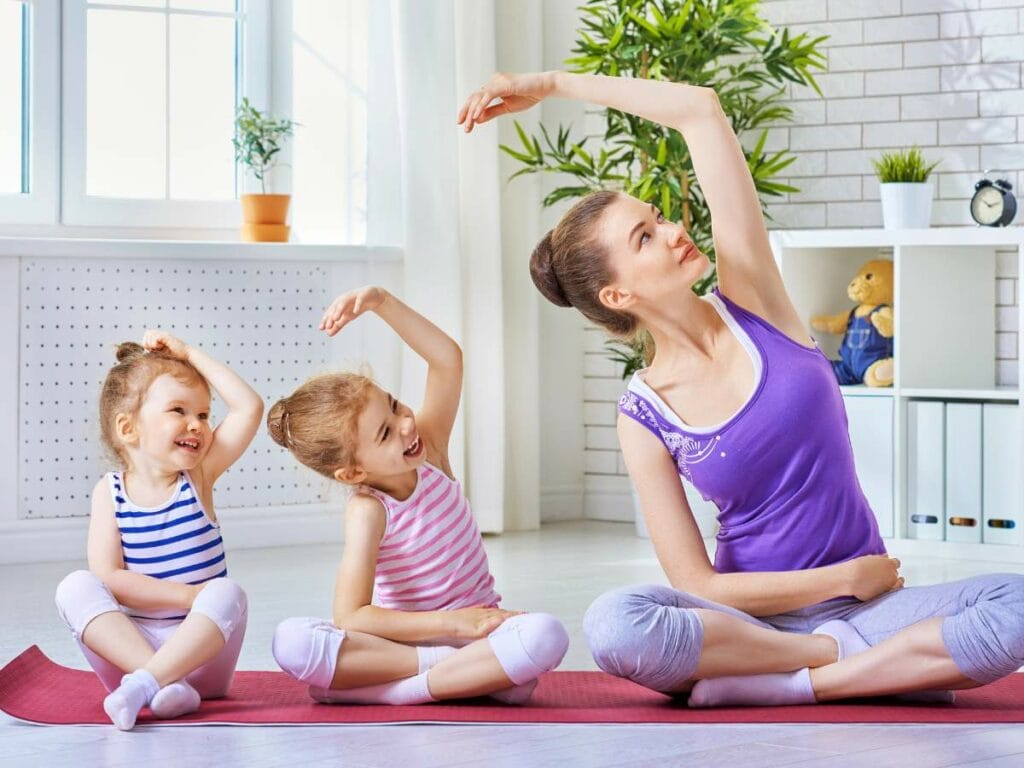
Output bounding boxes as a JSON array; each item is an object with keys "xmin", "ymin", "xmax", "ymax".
[
  {"xmin": 0, "ymin": 503, "xmax": 344, "ymax": 565},
  {"xmin": 540, "ymin": 484, "xmax": 584, "ymax": 522}
]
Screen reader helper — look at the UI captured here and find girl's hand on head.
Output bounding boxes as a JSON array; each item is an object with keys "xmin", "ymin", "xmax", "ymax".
[
  {"xmin": 457, "ymin": 71, "xmax": 555, "ymax": 133},
  {"xmin": 143, "ymin": 329, "xmax": 190, "ymax": 360},
  {"xmin": 319, "ymin": 286, "xmax": 388, "ymax": 337},
  {"xmin": 447, "ymin": 607, "xmax": 522, "ymax": 639}
]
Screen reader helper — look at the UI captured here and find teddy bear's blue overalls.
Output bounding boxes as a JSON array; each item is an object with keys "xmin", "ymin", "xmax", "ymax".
[{"xmin": 832, "ymin": 304, "xmax": 893, "ymax": 385}]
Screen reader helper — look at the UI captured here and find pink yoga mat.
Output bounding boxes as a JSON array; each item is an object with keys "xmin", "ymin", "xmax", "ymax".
[{"xmin": 3, "ymin": 646, "xmax": 1023, "ymax": 726}]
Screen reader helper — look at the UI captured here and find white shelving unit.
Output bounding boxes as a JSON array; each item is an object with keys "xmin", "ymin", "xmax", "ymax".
[{"xmin": 770, "ymin": 228, "xmax": 1024, "ymax": 563}]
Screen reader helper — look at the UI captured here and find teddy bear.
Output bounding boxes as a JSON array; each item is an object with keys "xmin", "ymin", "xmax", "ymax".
[{"xmin": 810, "ymin": 259, "xmax": 894, "ymax": 387}]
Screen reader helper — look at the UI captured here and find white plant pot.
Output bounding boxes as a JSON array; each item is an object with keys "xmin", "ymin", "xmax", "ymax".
[
  {"xmin": 632, "ymin": 479, "xmax": 719, "ymax": 539},
  {"xmin": 879, "ymin": 182, "xmax": 933, "ymax": 229}
]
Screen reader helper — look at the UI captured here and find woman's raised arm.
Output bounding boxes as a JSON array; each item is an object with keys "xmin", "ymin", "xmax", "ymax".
[{"xmin": 460, "ymin": 71, "xmax": 806, "ymax": 335}]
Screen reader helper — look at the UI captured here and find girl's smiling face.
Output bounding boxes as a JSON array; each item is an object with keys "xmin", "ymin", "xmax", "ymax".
[
  {"xmin": 125, "ymin": 373, "xmax": 213, "ymax": 471},
  {"xmin": 347, "ymin": 384, "xmax": 426, "ymax": 483}
]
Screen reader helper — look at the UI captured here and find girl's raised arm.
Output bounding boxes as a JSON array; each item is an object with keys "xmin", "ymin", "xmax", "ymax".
[
  {"xmin": 461, "ymin": 71, "xmax": 803, "ymax": 335},
  {"xmin": 320, "ymin": 287, "xmax": 462, "ymax": 458},
  {"xmin": 142, "ymin": 330, "xmax": 264, "ymax": 488}
]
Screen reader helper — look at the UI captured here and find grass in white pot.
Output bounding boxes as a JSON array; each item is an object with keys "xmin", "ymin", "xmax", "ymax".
[{"xmin": 872, "ymin": 147, "xmax": 941, "ymax": 229}]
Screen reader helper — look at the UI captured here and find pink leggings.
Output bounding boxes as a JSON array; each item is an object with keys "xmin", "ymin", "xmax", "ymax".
[{"xmin": 54, "ymin": 569, "xmax": 248, "ymax": 697}]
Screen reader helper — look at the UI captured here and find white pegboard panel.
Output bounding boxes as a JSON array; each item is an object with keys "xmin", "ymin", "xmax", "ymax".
[{"xmin": 19, "ymin": 257, "xmax": 363, "ymax": 519}]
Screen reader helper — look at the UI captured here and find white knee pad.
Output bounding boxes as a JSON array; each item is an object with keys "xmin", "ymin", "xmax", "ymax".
[
  {"xmin": 191, "ymin": 577, "xmax": 248, "ymax": 641},
  {"xmin": 488, "ymin": 612, "xmax": 569, "ymax": 685},
  {"xmin": 54, "ymin": 570, "xmax": 119, "ymax": 638},
  {"xmin": 271, "ymin": 617, "xmax": 345, "ymax": 689}
]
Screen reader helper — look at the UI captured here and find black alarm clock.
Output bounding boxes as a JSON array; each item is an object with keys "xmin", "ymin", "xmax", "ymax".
[{"xmin": 970, "ymin": 178, "xmax": 1017, "ymax": 227}]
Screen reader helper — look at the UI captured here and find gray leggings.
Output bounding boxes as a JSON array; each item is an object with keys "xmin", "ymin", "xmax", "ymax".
[{"xmin": 583, "ymin": 574, "xmax": 1024, "ymax": 692}]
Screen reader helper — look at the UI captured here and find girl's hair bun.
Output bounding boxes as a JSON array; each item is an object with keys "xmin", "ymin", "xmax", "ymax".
[
  {"xmin": 266, "ymin": 399, "xmax": 291, "ymax": 449},
  {"xmin": 529, "ymin": 230, "xmax": 572, "ymax": 308},
  {"xmin": 115, "ymin": 341, "xmax": 146, "ymax": 362}
]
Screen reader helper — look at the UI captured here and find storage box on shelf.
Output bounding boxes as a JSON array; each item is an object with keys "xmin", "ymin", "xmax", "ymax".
[{"xmin": 770, "ymin": 228, "xmax": 1023, "ymax": 562}]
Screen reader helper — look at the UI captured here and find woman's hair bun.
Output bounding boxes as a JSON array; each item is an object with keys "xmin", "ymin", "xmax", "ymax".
[
  {"xmin": 115, "ymin": 341, "xmax": 146, "ymax": 362},
  {"xmin": 529, "ymin": 230, "xmax": 572, "ymax": 308}
]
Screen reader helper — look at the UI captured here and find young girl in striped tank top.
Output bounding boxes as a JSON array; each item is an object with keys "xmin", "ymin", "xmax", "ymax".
[
  {"xmin": 268, "ymin": 287, "xmax": 569, "ymax": 705},
  {"xmin": 55, "ymin": 331, "xmax": 264, "ymax": 730}
]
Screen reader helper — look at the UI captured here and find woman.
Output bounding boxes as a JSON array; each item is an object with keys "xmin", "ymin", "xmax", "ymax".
[{"xmin": 458, "ymin": 71, "xmax": 1024, "ymax": 706}]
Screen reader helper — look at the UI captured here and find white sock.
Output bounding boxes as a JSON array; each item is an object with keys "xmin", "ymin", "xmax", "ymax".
[
  {"xmin": 149, "ymin": 680, "xmax": 201, "ymax": 719},
  {"xmin": 416, "ymin": 645, "xmax": 457, "ymax": 674},
  {"xmin": 813, "ymin": 619, "xmax": 870, "ymax": 662},
  {"xmin": 488, "ymin": 678, "xmax": 539, "ymax": 705},
  {"xmin": 813, "ymin": 619, "xmax": 955, "ymax": 703},
  {"xmin": 103, "ymin": 669, "xmax": 160, "ymax": 730},
  {"xmin": 308, "ymin": 671, "xmax": 436, "ymax": 706},
  {"xmin": 689, "ymin": 668, "xmax": 816, "ymax": 708}
]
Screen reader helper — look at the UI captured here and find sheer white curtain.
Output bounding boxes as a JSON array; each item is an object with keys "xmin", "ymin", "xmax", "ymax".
[{"xmin": 387, "ymin": 0, "xmax": 524, "ymax": 532}]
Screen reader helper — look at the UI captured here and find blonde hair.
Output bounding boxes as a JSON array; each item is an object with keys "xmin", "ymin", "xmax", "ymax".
[
  {"xmin": 267, "ymin": 371, "xmax": 375, "ymax": 479},
  {"xmin": 98, "ymin": 342, "xmax": 210, "ymax": 466}
]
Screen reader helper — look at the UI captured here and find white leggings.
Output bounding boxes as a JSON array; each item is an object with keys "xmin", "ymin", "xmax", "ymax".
[
  {"xmin": 272, "ymin": 612, "xmax": 570, "ymax": 691},
  {"xmin": 54, "ymin": 569, "xmax": 248, "ymax": 697}
]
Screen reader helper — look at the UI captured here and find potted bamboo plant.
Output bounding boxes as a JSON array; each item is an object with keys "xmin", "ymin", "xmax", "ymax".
[
  {"xmin": 872, "ymin": 146, "xmax": 940, "ymax": 230},
  {"xmin": 233, "ymin": 98, "xmax": 297, "ymax": 242}
]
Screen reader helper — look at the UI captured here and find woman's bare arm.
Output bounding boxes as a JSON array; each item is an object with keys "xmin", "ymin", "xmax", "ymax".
[{"xmin": 619, "ymin": 416, "xmax": 902, "ymax": 616}]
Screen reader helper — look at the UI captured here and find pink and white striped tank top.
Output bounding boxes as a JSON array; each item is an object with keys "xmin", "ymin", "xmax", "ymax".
[{"xmin": 359, "ymin": 462, "xmax": 500, "ymax": 612}]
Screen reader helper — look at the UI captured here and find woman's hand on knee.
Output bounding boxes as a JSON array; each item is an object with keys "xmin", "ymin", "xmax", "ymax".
[
  {"xmin": 842, "ymin": 555, "xmax": 904, "ymax": 601},
  {"xmin": 457, "ymin": 72, "xmax": 555, "ymax": 133}
]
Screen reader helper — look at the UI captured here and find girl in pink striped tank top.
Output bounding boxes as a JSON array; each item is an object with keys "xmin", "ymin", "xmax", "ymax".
[{"xmin": 268, "ymin": 287, "xmax": 568, "ymax": 706}]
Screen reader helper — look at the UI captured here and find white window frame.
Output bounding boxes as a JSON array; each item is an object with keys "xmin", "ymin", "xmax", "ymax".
[
  {"xmin": 61, "ymin": 0, "xmax": 270, "ymax": 229},
  {"xmin": 0, "ymin": 0, "xmax": 59, "ymax": 225}
]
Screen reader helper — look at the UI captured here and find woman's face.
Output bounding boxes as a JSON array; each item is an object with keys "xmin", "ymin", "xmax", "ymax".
[{"xmin": 594, "ymin": 194, "xmax": 710, "ymax": 313}]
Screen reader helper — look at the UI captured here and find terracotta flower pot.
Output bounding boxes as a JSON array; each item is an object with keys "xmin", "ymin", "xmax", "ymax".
[{"xmin": 240, "ymin": 194, "xmax": 291, "ymax": 242}]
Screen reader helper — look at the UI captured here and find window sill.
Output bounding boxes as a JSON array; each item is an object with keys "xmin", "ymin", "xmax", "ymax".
[{"xmin": 0, "ymin": 237, "xmax": 402, "ymax": 262}]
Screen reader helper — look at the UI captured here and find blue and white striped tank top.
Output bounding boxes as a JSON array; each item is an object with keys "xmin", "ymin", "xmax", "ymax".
[{"xmin": 110, "ymin": 470, "xmax": 227, "ymax": 620}]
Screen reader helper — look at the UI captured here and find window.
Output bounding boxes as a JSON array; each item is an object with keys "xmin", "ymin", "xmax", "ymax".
[
  {"xmin": 0, "ymin": 0, "xmax": 57, "ymax": 225},
  {"xmin": 3, "ymin": 1, "xmax": 378, "ymax": 241},
  {"xmin": 62, "ymin": 0, "xmax": 268, "ymax": 227},
  {"xmin": 0, "ymin": 0, "xmax": 27, "ymax": 195}
]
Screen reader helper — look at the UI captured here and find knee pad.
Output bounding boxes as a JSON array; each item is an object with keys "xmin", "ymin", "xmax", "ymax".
[
  {"xmin": 54, "ymin": 570, "xmax": 118, "ymax": 637},
  {"xmin": 271, "ymin": 617, "xmax": 345, "ymax": 689},
  {"xmin": 488, "ymin": 613, "xmax": 569, "ymax": 685},
  {"xmin": 192, "ymin": 577, "xmax": 248, "ymax": 640},
  {"xmin": 513, "ymin": 613, "xmax": 570, "ymax": 672}
]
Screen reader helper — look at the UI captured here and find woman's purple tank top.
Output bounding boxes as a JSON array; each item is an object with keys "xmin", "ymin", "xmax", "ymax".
[{"xmin": 618, "ymin": 289, "xmax": 886, "ymax": 574}]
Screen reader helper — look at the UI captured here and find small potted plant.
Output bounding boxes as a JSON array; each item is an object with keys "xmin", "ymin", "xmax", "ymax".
[
  {"xmin": 233, "ymin": 97, "xmax": 297, "ymax": 242},
  {"xmin": 872, "ymin": 146, "xmax": 940, "ymax": 230}
]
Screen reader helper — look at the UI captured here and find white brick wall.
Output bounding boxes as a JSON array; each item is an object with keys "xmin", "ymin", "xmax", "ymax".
[{"xmin": 581, "ymin": 1, "xmax": 1023, "ymax": 503}]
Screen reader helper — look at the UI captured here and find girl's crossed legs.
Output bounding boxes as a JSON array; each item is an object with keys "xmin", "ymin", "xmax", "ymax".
[
  {"xmin": 55, "ymin": 570, "xmax": 248, "ymax": 726},
  {"xmin": 272, "ymin": 612, "xmax": 569, "ymax": 705}
]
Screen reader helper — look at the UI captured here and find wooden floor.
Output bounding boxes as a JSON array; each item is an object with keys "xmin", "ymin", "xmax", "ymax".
[{"xmin": 3, "ymin": 519, "xmax": 1024, "ymax": 768}]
